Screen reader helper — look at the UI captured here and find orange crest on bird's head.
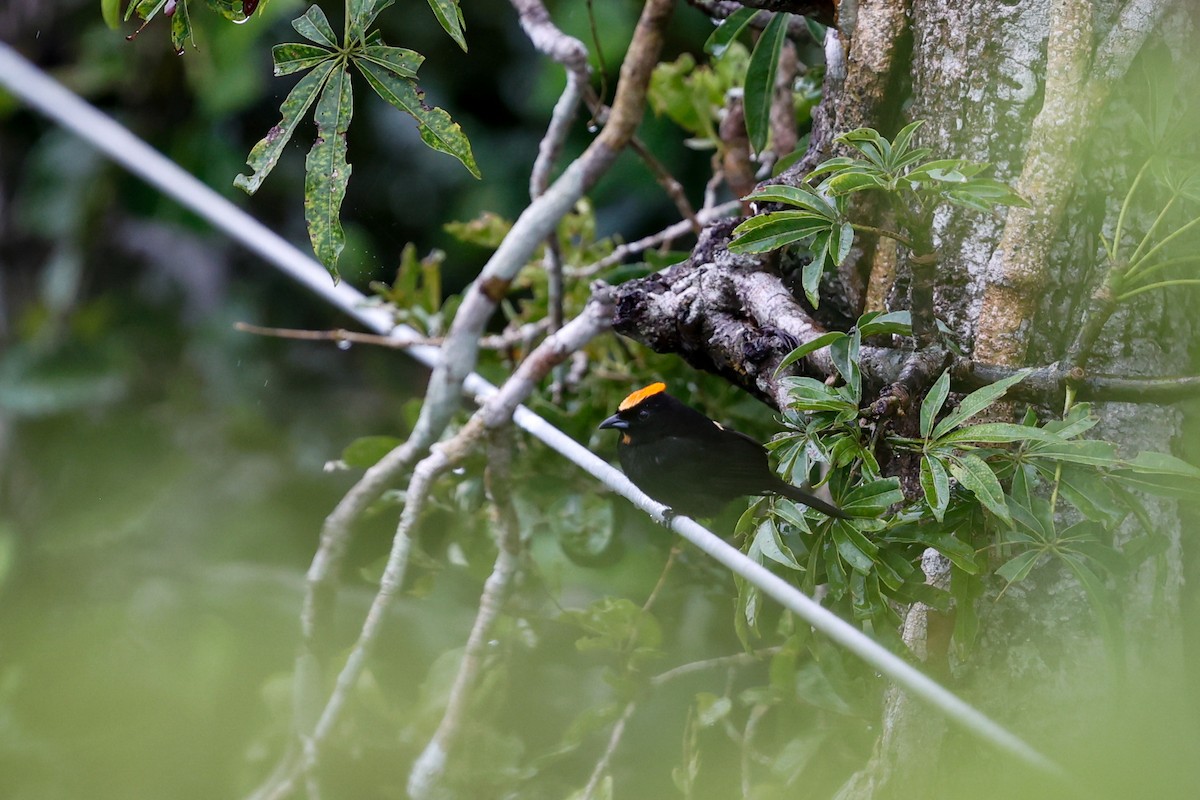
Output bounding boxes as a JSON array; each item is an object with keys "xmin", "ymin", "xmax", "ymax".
[{"xmin": 618, "ymin": 382, "xmax": 667, "ymax": 411}]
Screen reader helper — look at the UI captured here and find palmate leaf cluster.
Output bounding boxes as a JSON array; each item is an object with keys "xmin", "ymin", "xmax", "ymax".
[
  {"xmin": 742, "ymin": 311, "xmax": 1199, "ymax": 654},
  {"xmin": 730, "ymin": 122, "xmax": 1029, "ymax": 305},
  {"xmin": 233, "ymin": 0, "xmax": 478, "ymax": 280},
  {"xmin": 109, "ymin": 0, "xmax": 478, "ymax": 279}
]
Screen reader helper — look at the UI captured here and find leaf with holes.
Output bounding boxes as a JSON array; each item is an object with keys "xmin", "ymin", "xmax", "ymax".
[
  {"xmin": 272, "ymin": 43, "xmax": 334, "ymax": 77},
  {"xmin": 354, "ymin": 58, "xmax": 480, "ymax": 178},
  {"xmin": 305, "ymin": 64, "xmax": 354, "ymax": 277},
  {"xmin": 235, "ymin": 60, "xmax": 335, "ymax": 195}
]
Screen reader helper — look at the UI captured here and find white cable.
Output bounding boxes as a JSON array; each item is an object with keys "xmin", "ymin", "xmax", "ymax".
[{"xmin": 0, "ymin": 41, "xmax": 1066, "ymax": 781}]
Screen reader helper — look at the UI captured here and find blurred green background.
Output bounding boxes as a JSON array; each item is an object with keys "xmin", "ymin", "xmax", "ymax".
[
  {"xmin": 3, "ymin": 2, "xmax": 1200, "ymax": 799},
  {"xmin": 0, "ymin": 2, "xmax": 745, "ymax": 797}
]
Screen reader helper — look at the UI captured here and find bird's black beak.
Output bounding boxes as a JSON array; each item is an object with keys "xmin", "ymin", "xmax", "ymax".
[{"xmin": 599, "ymin": 414, "xmax": 628, "ymax": 431}]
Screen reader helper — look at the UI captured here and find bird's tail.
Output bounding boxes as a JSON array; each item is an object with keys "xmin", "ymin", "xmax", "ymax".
[{"xmin": 774, "ymin": 480, "xmax": 850, "ymax": 519}]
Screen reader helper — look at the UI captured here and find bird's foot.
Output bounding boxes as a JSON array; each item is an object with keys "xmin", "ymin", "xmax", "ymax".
[{"xmin": 658, "ymin": 506, "xmax": 678, "ymax": 527}]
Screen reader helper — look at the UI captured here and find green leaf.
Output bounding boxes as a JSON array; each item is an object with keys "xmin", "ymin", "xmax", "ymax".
[
  {"xmin": 125, "ymin": 0, "xmax": 167, "ymax": 24},
  {"xmin": 1125, "ymin": 450, "xmax": 1200, "ymax": 478},
  {"xmin": 937, "ymin": 422, "xmax": 1064, "ymax": 445},
  {"xmin": 735, "ymin": 577, "xmax": 762, "ymax": 646},
  {"xmin": 950, "ymin": 454, "xmax": 1011, "ymax": 525},
  {"xmin": 695, "ymin": 693, "xmax": 733, "ymax": 728},
  {"xmin": 1044, "ymin": 402, "xmax": 1098, "ymax": 439},
  {"xmin": 1045, "ymin": 464, "xmax": 1126, "ymax": 525},
  {"xmin": 889, "ymin": 120, "xmax": 925, "ymax": 165},
  {"xmin": 919, "ymin": 455, "xmax": 950, "ymax": 522},
  {"xmin": 931, "ymin": 368, "xmax": 1030, "ymax": 439},
  {"xmin": 920, "ymin": 369, "xmax": 950, "ymax": 438},
  {"xmin": 357, "ymin": 45, "xmax": 424, "ymax": 79},
  {"xmin": 803, "ymin": 15, "xmax": 827, "ymax": 42},
  {"xmin": 272, "ymin": 43, "xmax": 334, "ymax": 77},
  {"xmin": 754, "ymin": 520, "xmax": 804, "ymax": 571},
  {"xmin": 730, "ymin": 212, "xmax": 832, "ymax": 253},
  {"xmin": 829, "ymin": 328, "xmax": 861, "ymax": 400},
  {"xmin": 744, "ymin": 11, "xmax": 789, "ymax": 154},
  {"xmin": 824, "ymin": 169, "xmax": 889, "ymax": 194},
  {"xmin": 347, "ymin": 0, "xmax": 397, "ymax": 45},
  {"xmin": 840, "ymin": 477, "xmax": 903, "ymax": 516},
  {"xmin": 1027, "ymin": 439, "xmax": 1121, "ymax": 468},
  {"xmin": 235, "ymin": 60, "xmax": 335, "ymax": 195},
  {"xmin": 293, "ymin": 4, "xmax": 338, "ymax": 48},
  {"xmin": 830, "ymin": 221, "xmax": 854, "ymax": 266},
  {"xmin": 425, "ymin": 0, "xmax": 467, "ymax": 52},
  {"xmin": 804, "ymin": 232, "xmax": 830, "ymax": 306},
  {"xmin": 354, "ymin": 58, "xmax": 481, "ymax": 178},
  {"xmin": 781, "ymin": 377, "xmax": 856, "ymax": 413},
  {"xmin": 1059, "ymin": 553, "xmax": 1122, "ymax": 645},
  {"xmin": 169, "ymin": 0, "xmax": 193, "ymax": 54},
  {"xmin": 836, "ymin": 128, "xmax": 889, "ymax": 169},
  {"xmin": 342, "ymin": 435, "xmax": 402, "ymax": 468},
  {"xmin": 951, "ymin": 566, "xmax": 982, "ymax": 656},
  {"xmin": 774, "ymin": 331, "xmax": 846, "ymax": 376},
  {"xmin": 1006, "ymin": 495, "xmax": 1053, "ymax": 543},
  {"xmin": 890, "ymin": 528, "xmax": 981, "ymax": 574},
  {"xmin": 830, "ymin": 523, "xmax": 876, "ymax": 573},
  {"xmin": 305, "ymin": 63, "xmax": 355, "ymax": 276},
  {"xmin": 953, "ymin": 177, "xmax": 1030, "ymax": 209},
  {"xmin": 102, "ymin": 0, "xmax": 122, "ymax": 28},
  {"xmin": 806, "ymin": 156, "xmax": 872, "ymax": 181},
  {"xmin": 704, "ymin": 6, "xmax": 757, "ymax": 57},
  {"xmin": 995, "ymin": 548, "xmax": 1042, "ymax": 583},
  {"xmin": 856, "ymin": 310, "xmax": 911, "ymax": 338},
  {"xmin": 745, "ymin": 184, "xmax": 838, "ymax": 219}
]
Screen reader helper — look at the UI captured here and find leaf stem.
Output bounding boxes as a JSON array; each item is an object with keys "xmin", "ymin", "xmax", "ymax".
[
  {"xmin": 1127, "ymin": 211, "xmax": 1200, "ymax": 277},
  {"xmin": 850, "ymin": 222, "xmax": 914, "ymax": 250},
  {"xmin": 1115, "ymin": 278, "xmax": 1200, "ymax": 302},
  {"xmin": 1112, "ymin": 159, "xmax": 1150, "ymax": 257}
]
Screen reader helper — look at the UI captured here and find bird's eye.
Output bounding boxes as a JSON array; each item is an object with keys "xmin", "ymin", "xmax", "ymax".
[{"xmin": 638, "ymin": 408, "xmax": 651, "ymax": 419}]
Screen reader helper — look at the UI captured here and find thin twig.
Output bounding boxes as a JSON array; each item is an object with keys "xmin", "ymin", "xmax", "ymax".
[
  {"xmin": 581, "ymin": 700, "xmax": 638, "ymax": 800},
  {"xmin": 234, "ymin": 321, "xmax": 439, "ymax": 348},
  {"xmin": 649, "ymin": 648, "xmax": 782, "ymax": 688},
  {"xmin": 642, "ymin": 545, "xmax": 681, "ymax": 613},
  {"xmin": 407, "ymin": 428, "xmax": 524, "ymax": 800},
  {"xmin": 570, "ymin": 200, "xmax": 741, "ymax": 278},
  {"xmin": 234, "ymin": 319, "xmax": 553, "ymax": 352}
]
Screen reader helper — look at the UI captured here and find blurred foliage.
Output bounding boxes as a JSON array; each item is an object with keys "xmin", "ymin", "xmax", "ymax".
[{"xmin": 2, "ymin": 2, "xmax": 1200, "ymax": 800}]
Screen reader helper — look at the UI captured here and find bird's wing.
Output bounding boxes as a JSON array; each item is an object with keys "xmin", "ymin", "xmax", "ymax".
[{"xmin": 654, "ymin": 427, "xmax": 773, "ymax": 490}]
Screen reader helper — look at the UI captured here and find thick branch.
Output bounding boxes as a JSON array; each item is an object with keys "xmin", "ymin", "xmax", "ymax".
[
  {"xmin": 724, "ymin": 0, "xmax": 836, "ymax": 27},
  {"xmin": 407, "ymin": 429, "xmax": 524, "ymax": 800},
  {"xmin": 612, "ymin": 238, "xmax": 1200, "ymax": 407}
]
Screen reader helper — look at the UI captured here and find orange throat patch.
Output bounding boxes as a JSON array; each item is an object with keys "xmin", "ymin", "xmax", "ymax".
[{"xmin": 618, "ymin": 382, "xmax": 666, "ymax": 411}]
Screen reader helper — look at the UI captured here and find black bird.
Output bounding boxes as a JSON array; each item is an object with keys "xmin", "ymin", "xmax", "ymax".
[{"xmin": 599, "ymin": 382, "xmax": 847, "ymax": 519}]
